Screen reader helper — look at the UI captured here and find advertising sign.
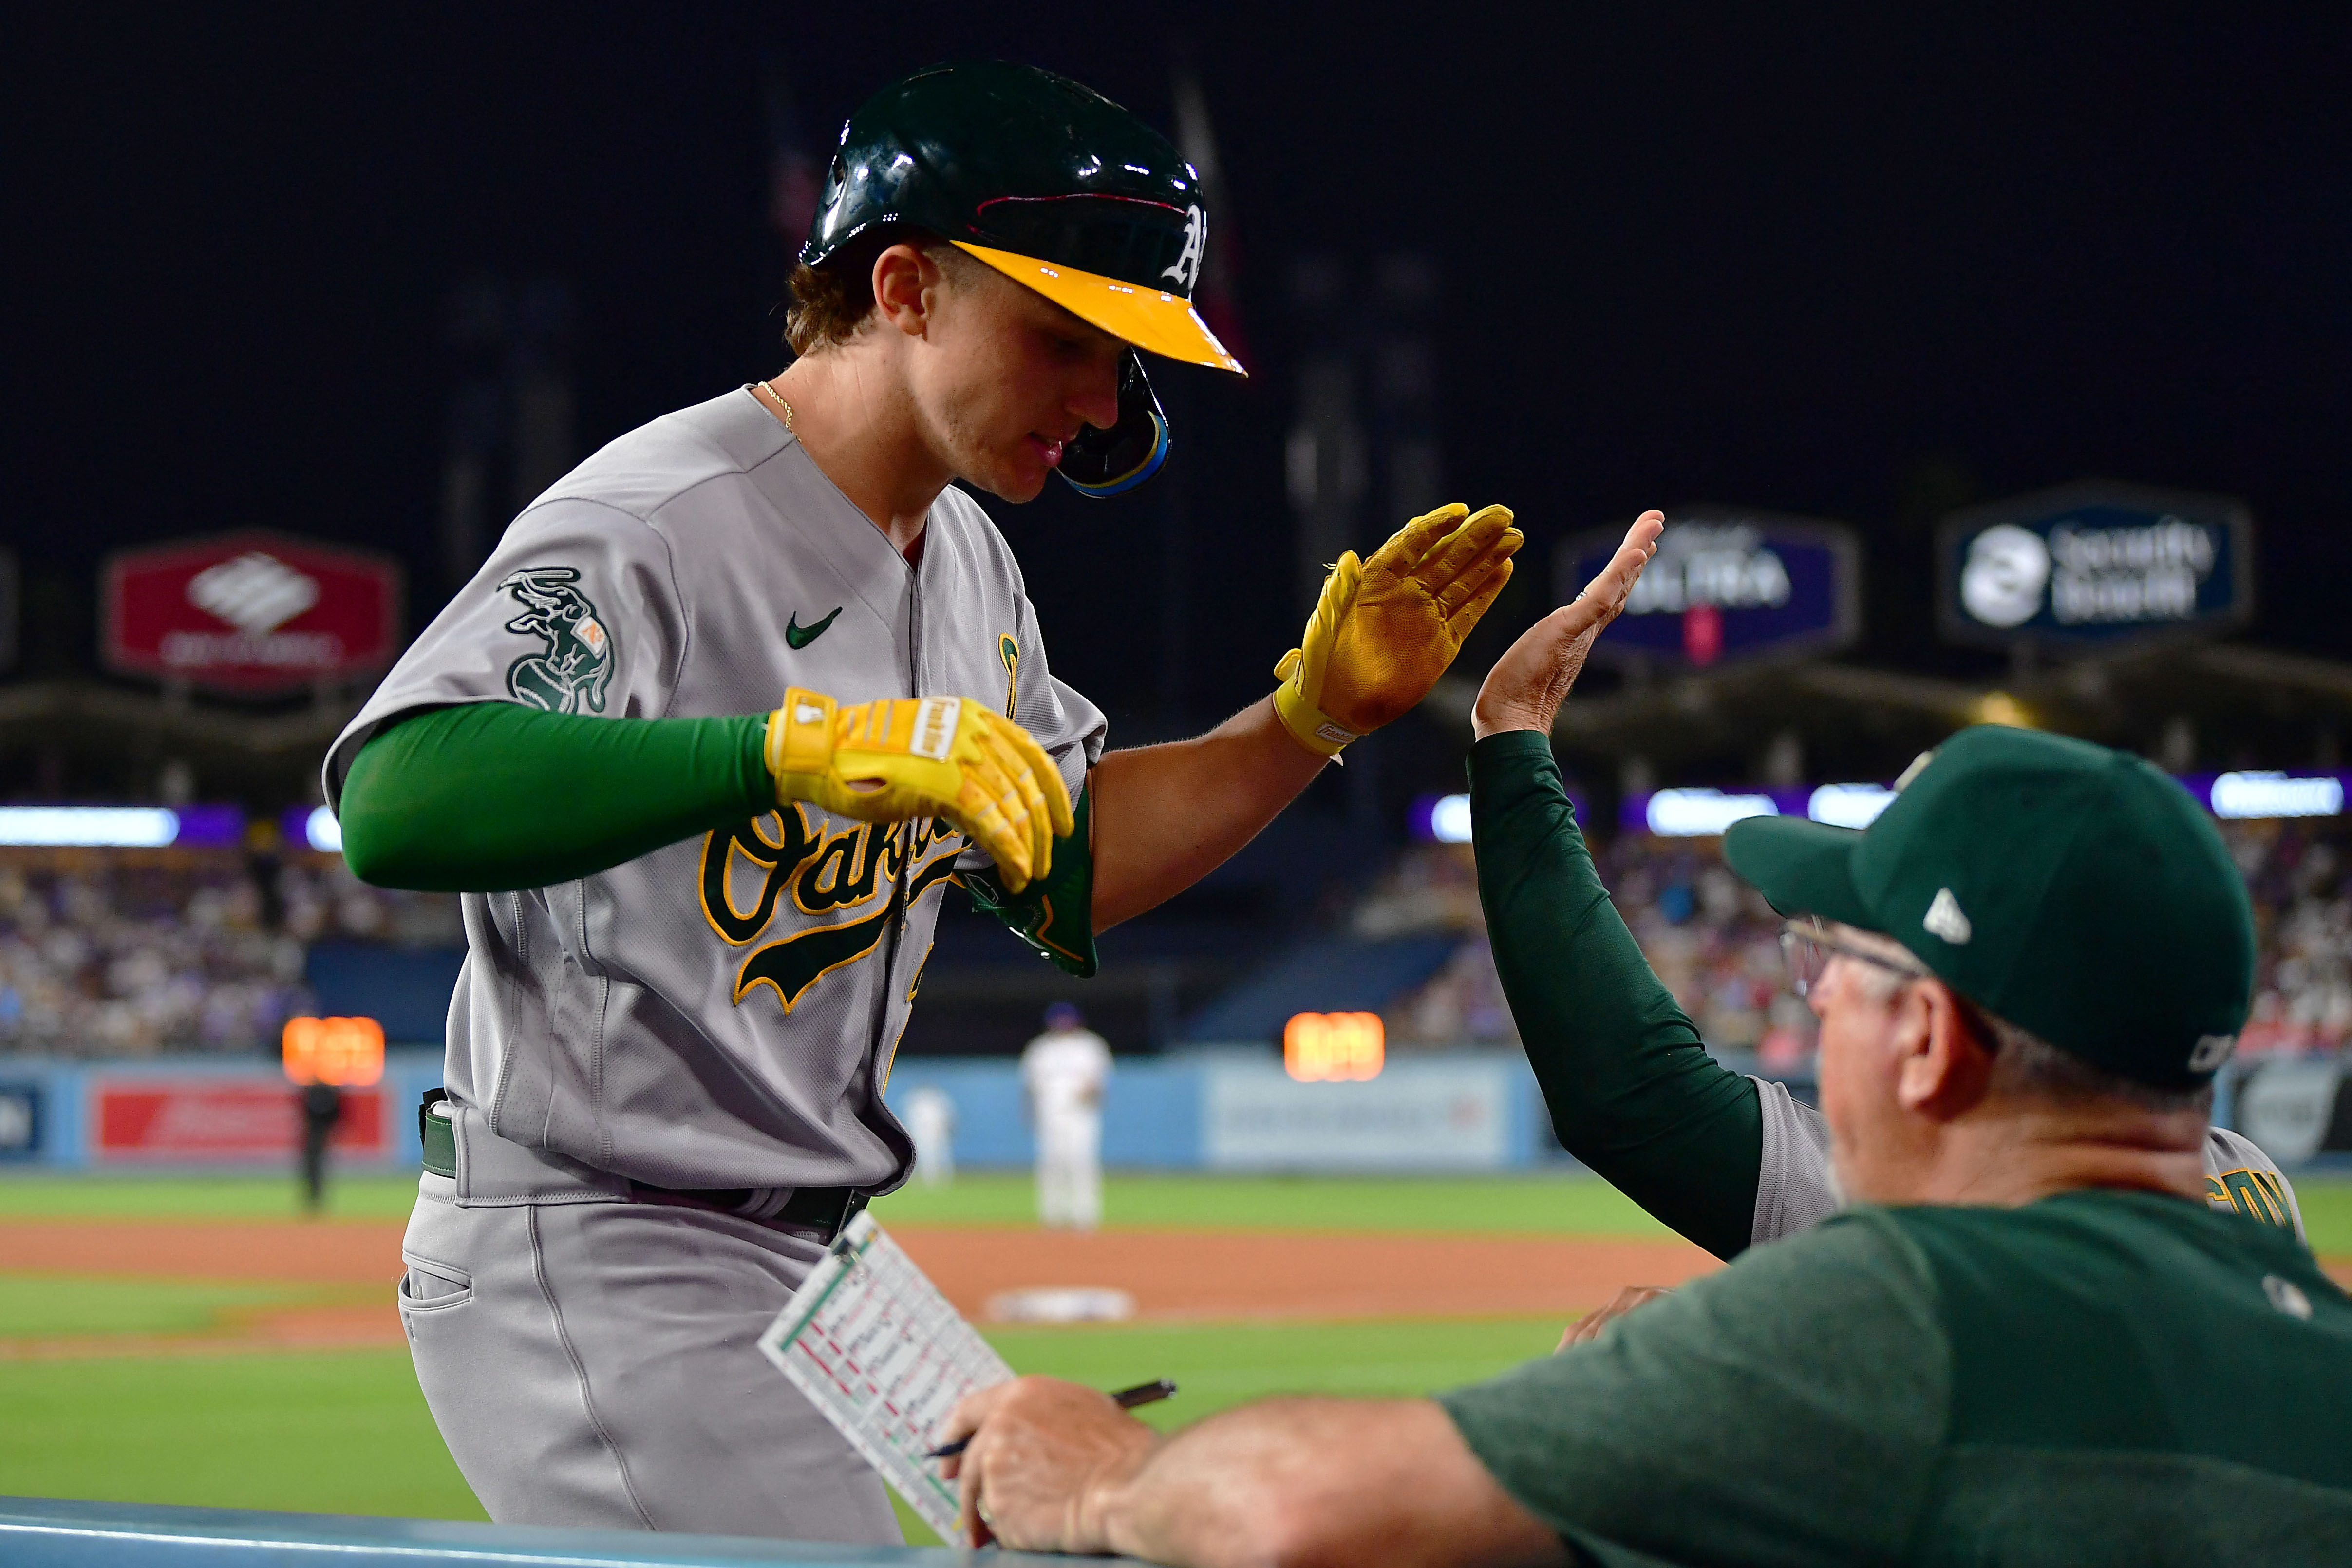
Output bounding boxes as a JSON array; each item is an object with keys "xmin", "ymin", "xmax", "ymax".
[
  {"xmin": 1556, "ymin": 505, "xmax": 1860, "ymax": 669},
  {"xmin": 92, "ymin": 1079, "xmax": 386, "ymax": 1162},
  {"xmin": 2232, "ymin": 1060, "xmax": 2347, "ymax": 1167},
  {"xmin": 1204, "ymin": 1057, "xmax": 1510, "ymax": 1171},
  {"xmin": 103, "ymin": 531, "xmax": 403, "ymax": 695},
  {"xmin": 0, "ymin": 1084, "xmax": 41, "ymax": 1160},
  {"xmin": 1938, "ymin": 481, "xmax": 2252, "ymax": 652}
]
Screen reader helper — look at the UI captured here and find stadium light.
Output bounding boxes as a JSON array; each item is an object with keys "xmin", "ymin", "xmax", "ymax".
[
  {"xmin": 1807, "ymin": 783, "xmax": 1898, "ymax": 829},
  {"xmin": 1427, "ymin": 794, "xmax": 1473, "ymax": 844},
  {"xmin": 1284, "ymin": 1012, "xmax": 1384, "ymax": 1082},
  {"xmin": 2210, "ymin": 771, "xmax": 2345, "ymax": 821},
  {"xmin": 0, "ymin": 807, "xmax": 183, "ymax": 847},
  {"xmin": 304, "ymin": 806, "xmax": 344, "ymax": 852},
  {"xmin": 282, "ymin": 1016, "xmax": 386, "ymax": 1088},
  {"xmin": 1645, "ymin": 788, "xmax": 1779, "ymax": 838}
]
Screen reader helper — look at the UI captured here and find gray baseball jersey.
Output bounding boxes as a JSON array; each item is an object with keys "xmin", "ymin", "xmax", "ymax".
[
  {"xmin": 329, "ymin": 386, "xmax": 1106, "ymax": 1197},
  {"xmin": 1751, "ymin": 1077, "xmax": 2306, "ymax": 1244}
]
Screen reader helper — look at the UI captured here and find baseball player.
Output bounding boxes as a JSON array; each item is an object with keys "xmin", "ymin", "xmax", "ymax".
[
  {"xmin": 1462, "ymin": 546, "xmax": 2301, "ymax": 1266},
  {"xmin": 330, "ymin": 61, "xmax": 1521, "ymax": 1543},
  {"xmin": 902, "ymin": 1082, "xmax": 956, "ymax": 1187},
  {"xmin": 1020, "ymin": 1001, "xmax": 1111, "ymax": 1230}
]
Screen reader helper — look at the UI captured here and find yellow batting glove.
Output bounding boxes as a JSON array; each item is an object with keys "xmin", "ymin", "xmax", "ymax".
[
  {"xmin": 1272, "ymin": 503, "xmax": 1523, "ymax": 756},
  {"xmin": 765, "ymin": 688, "xmax": 1074, "ymax": 893}
]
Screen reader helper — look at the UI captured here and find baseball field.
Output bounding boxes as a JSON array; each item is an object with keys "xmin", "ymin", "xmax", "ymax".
[{"xmin": 4, "ymin": 1170, "xmax": 2349, "ymax": 1547}]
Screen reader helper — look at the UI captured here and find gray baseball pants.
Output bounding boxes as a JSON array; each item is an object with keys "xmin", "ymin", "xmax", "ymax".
[{"xmin": 396, "ymin": 1171, "xmax": 901, "ymax": 1542}]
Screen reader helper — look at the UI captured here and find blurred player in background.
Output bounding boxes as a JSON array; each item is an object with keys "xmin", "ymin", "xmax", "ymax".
[
  {"xmin": 296, "ymin": 1079, "xmax": 342, "ymax": 1214},
  {"xmin": 904, "ymin": 1083, "xmax": 957, "ymax": 1188},
  {"xmin": 1022, "ymin": 1002, "xmax": 1111, "ymax": 1230}
]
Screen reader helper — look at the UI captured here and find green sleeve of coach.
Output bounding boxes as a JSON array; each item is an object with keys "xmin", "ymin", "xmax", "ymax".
[
  {"xmin": 1468, "ymin": 730, "xmax": 1763, "ymax": 1260},
  {"xmin": 339, "ymin": 702, "xmax": 774, "ymax": 892},
  {"xmin": 959, "ymin": 788, "xmax": 1097, "ymax": 979}
]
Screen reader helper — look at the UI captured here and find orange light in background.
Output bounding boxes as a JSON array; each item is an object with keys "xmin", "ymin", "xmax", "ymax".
[
  {"xmin": 282, "ymin": 1016, "xmax": 386, "ymax": 1087},
  {"xmin": 1283, "ymin": 1012, "xmax": 1385, "ymax": 1082}
]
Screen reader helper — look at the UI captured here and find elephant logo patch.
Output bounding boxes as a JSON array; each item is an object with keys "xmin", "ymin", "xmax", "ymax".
[{"xmin": 499, "ymin": 567, "xmax": 615, "ymax": 715}]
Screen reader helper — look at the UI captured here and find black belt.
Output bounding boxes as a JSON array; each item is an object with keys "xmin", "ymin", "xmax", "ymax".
[{"xmin": 418, "ymin": 1090, "xmax": 868, "ymax": 1243}]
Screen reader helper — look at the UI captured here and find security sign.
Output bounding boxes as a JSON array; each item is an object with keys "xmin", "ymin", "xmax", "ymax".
[
  {"xmin": 1557, "ymin": 505, "xmax": 1860, "ymax": 669},
  {"xmin": 1938, "ymin": 481, "xmax": 2252, "ymax": 651},
  {"xmin": 104, "ymin": 530, "xmax": 403, "ymax": 694}
]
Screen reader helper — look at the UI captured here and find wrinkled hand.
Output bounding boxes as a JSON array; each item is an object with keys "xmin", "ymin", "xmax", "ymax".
[
  {"xmin": 765, "ymin": 689, "xmax": 1073, "ymax": 892},
  {"xmin": 937, "ymin": 1375, "xmax": 1158, "ymax": 1552},
  {"xmin": 1471, "ymin": 510, "xmax": 1664, "ymax": 740},
  {"xmin": 1557, "ymin": 1284, "xmax": 1673, "ymax": 1352},
  {"xmin": 1275, "ymin": 502, "xmax": 1524, "ymax": 756}
]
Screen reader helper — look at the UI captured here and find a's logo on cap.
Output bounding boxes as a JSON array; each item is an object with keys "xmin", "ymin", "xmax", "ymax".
[
  {"xmin": 2187, "ymin": 1033, "xmax": 2237, "ymax": 1072},
  {"xmin": 1923, "ymin": 888, "xmax": 1972, "ymax": 945},
  {"xmin": 1162, "ymin": 204, "xmax": 1206, "ymax": 292}
]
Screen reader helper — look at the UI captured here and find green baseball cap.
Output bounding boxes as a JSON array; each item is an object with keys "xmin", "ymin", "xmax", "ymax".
[{"xmin": 1723, "ymin": 726, "xmax": 2256, "ymax": 1088}]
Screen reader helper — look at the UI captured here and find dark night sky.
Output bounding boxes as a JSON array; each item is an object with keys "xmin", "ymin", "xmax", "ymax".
[{"xmin": 11, "ymin": 7, "xmax": 2352, "ymax": 756}]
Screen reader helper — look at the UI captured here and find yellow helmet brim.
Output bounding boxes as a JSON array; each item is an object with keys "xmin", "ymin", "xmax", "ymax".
[{"xmin": 953, "ymin": 241, "xmax": 1246, "ymax": 376}]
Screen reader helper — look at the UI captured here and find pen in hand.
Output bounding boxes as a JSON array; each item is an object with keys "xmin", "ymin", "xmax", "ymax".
[{"xmin": 927, "ymin": 1378, "xmax": 1176, "ymax": 1460}]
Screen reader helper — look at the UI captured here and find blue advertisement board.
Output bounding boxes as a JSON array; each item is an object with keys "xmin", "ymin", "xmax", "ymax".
[
  {"xmin": 1937, "ymin": 480, "xmax": 2253, "ymax": 651},
  {"xmin": 1555, "ymin": 505, "xmax": 1860, "ymax": 669},
  {"xmin": 0, "ymin": 1082, "xmax": 43, "ymax": 1160}
]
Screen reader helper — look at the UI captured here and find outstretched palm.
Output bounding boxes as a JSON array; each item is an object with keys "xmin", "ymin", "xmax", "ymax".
[{"xmin": 1471, "ymin": 510, "xmax": 1665, "ymax": 739}]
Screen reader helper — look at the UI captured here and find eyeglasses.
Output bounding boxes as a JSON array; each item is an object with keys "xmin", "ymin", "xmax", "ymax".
[{"xmin": 1778, "ymin": 919, "xmax": 1933, "ymax": 998}]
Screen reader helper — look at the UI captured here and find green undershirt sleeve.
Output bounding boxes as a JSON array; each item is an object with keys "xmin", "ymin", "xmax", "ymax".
[
  {"xmin": 959, "ymin": 788, "xmax": 1097, "ymax": 978},
  {"xmin": 1469, "ymin": 729, "xmax": 1763, "ymax": 1261},
  {"xmin": 338, "ymin": 701, "xmax": 774, "ymax": 892}
]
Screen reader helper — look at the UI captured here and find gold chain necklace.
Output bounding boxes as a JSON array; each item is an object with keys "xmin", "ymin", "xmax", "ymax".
[{"xmin": 754, "ymin": 378, "xmax": 795, "ymax": 431}]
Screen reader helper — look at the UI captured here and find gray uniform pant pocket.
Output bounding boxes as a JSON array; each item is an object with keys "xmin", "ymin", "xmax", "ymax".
[{"xmin": 397, "ymin": 1176, "xmax": 899, "ymax": 1543}]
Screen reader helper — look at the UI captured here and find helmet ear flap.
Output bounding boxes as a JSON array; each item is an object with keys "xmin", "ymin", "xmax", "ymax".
[{"xmin": 1058, "ymin": 352, "xmax": 1169, "ymax": 498}]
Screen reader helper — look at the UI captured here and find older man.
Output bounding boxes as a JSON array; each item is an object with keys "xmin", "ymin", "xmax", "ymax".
[{"xmin": 939, "ymin": 569, "xmax": 2352, "ymax": 1566}]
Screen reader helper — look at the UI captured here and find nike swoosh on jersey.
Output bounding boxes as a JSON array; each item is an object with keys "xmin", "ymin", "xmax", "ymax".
[{"xmin": 785, "ymin": 606, "xmax": 844, "ymax": 649}]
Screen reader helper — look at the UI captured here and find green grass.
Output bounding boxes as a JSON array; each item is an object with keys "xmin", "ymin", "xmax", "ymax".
[
  {"xmin": 0, "ymin": 1173, "xmax": 423, "ymax": 1221},
  {"xmin": 0, "ymin": 1349, "xmax": 483, "ymax": 1519},
  {"xmin": 871, "ymin": 1171, "xmax": 1683, "ymax": 1235},
  {"xmin": 8, "ymin": 1169, "xmax": 2346, "ymax": 1250},
  {"xmin": 0, "ymin": 1276, "xmax": 321, "ymax": 1340},
  {"xmin": 0, "ymin": 1313, "xmax": 1561, "ymax": 1540}
]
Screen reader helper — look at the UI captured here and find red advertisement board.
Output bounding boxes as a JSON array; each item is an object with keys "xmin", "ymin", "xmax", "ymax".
[
  {"xmin": 103, "ymin": 531, "xmax": 403, "ymax": 694},
  {"xmin": 92, "ymin": 1080, "xmax": 387, "ymax": 1162}
]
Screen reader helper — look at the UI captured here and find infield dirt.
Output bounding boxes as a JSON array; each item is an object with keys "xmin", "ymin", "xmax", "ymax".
[{"xmin": 0, "ymin": 1215, "xmax": 1721, "ymax": 1357}]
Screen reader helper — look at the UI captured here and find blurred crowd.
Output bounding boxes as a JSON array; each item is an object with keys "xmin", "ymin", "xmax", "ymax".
[
  {"xmin": 6, "ymin": 811, "xmax": 2349, "ymax": 1066},
  {"xmin": 1362, "ymin": 838, "xmax": 1809, "ymax": 1067},
  {"xmin": 2225, "ymin": 817, "xmax": 2352, "ymax": 1058},
  {"xmin": 1368, "ymin": 814, "xmax": 2352, "ymax": 1071},
  {"xmin": 0, "ymin": 852, "xmax": 462, "ymax": 1058}
]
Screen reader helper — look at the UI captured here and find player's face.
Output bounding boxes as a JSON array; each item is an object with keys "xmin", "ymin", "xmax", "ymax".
[
  {"xmin": 907, "ymin": 262, "xmax": 1127, "ymax": 503},
  {"xmin": 1808, "ymin": 924, "xmax": 1935, "ymax": 1205}
]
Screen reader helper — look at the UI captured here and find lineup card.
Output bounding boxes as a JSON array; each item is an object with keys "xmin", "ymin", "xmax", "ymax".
[{"xmin": 757, "ymin": 1212, "xmax": 1012, "ymax": 1543}]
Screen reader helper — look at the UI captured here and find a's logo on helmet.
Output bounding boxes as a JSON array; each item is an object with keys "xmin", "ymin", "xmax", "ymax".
[
  {"xmin": 498, "ymin": 567, "xmax": 615, "ymax": 715},
  {"xmin": 1162, "ymin": 204, "xmax": 1207, "ymax": 293}
]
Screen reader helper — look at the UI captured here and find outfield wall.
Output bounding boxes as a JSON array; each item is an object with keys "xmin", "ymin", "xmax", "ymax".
[
  {"xmin": 1, "ymin": 1050, "xmax": 2338, "ymax": 1173},
  {"xmin": 0, "ymin": 1048, "xmax": 1561, "ymax": 1173}
]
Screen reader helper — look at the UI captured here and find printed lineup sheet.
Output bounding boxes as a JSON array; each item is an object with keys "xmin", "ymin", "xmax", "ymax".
[{"xmin": 757, "ymin": 1211, "xmax": 1012, "ymax": 1543}]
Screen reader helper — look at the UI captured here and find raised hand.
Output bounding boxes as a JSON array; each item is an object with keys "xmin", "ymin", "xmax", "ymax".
[
  {"xmin": 1471, "ymin": 510, "xmax": 1663, "ymax": 740},
  {"xmin": 1274, "ymin": 502, "xmax": 1525, "ymax": 756}
]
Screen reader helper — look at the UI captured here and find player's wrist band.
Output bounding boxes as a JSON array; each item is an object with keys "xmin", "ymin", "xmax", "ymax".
[
  {"xmin": 1272, "ymin": 682, "xmax": 1361, "ymax": 758},
  {"xmin": 767, "ymin": 688, "xmax": 839, "ymax": 780}
]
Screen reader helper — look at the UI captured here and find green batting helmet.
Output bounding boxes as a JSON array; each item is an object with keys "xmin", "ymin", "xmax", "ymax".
[{"xmin": 804, "ymin": 61, "xmax": 1243, "ymax": 498}]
